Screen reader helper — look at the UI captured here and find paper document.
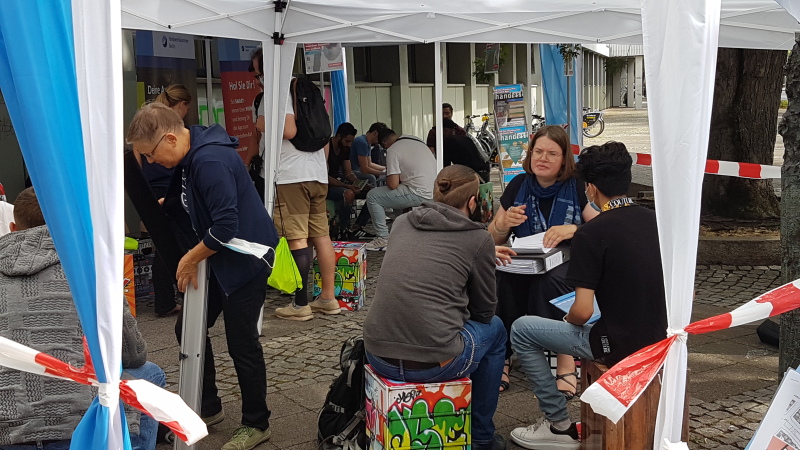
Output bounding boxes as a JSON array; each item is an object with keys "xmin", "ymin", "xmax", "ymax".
[
  {"xmin": 496, "ymin": 256, "xmax": 544, "ymax": 274},
  {"xmin": 549, "ymin": 292, "xmax": 601, "ymax": 324},
  {"xmin": 746, "ymin": 367, "xmax": 800, "ymax": 450},
  {"xmin": 511, "ymin": 232, "xmax": 552, "ymax": 254}
]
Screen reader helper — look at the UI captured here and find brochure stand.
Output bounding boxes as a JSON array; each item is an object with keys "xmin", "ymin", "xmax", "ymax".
[
  {"xmin": 493, "ymin": 84, "xmax": 529, "ymax": 190},
  {"xmin": 175, "ymin": 259, "xmax": 209, "ymax": 450}
]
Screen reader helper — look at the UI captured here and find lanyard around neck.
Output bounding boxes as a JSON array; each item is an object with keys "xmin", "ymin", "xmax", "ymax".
[{"xmin": 601, "ymin": 197, "xmax": 635, "ymax": 212}]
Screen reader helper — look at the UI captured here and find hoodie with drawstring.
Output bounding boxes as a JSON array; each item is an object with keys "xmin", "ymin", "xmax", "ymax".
[
  {"xmin": 364, "ymin": 202, "xmax": 497, "ymax": 363},
  {"xmin": 179, "ymin": 125, "xmax": 279, "ymax": 294}
]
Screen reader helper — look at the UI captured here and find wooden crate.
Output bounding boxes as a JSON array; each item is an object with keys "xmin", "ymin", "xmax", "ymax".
[{"xmin": 580, "ymin": 359, "xmax": 689, "ymax": 450}]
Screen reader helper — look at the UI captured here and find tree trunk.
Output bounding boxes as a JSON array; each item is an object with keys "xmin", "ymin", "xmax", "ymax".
[
  {"xmin": 779, "ymin": 37, "xmax": 800, "ymax": 377},
  {"xmin": 702, "ymin": 48, "xmax": 785, "ymax": 219}
]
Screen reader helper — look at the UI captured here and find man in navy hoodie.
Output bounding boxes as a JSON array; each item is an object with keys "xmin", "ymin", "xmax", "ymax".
[{"xmin": 127, "ymin": 102, "xmax": 279, "ymax": 450}]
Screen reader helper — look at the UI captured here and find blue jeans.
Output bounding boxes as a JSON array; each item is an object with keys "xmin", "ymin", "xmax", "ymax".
[
  {"xmin": 366, "ymin": 316, "xmax": 506, "ymax": 445},
  {"xmin": 124, "ymin": 361, "xmax": 166, "ymax": 450},
  {"xmin": 366, "ymin": 184, "xmax": 429, "ymax": 237},
  {"xmin": 510, "ymin": 316, "xmax": 594, "ymax": 423}
]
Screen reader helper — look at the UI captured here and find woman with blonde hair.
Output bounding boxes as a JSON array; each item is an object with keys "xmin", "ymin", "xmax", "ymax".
[
  {"xmin": 488, "ymin": 125, "xmax": 599, "ymax": 395},
  {"xmin": 155, "ymin": 84, "xmax": 192, "ymax": 119},
  {"xmin": 137, "ymin": 85, "xmax": 193, "ymax": 317}
]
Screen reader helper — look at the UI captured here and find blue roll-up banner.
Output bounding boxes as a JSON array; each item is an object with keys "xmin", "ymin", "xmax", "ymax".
[
  {"xmin": 331, "ymin": 70, "xmax": 348, "ymax": 132},
  {"xmin": 539, "ymin": 44, "xmax": 582, "ymax": 150}
]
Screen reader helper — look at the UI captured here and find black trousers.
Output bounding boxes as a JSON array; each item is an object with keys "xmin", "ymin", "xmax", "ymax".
[
  {"xmin": 175, "ymin": 265, "xmax": 271, "ymax": 430},
  {"xmin": 495, "ymin": 262, "xmax": 572, "ymax": 359}
]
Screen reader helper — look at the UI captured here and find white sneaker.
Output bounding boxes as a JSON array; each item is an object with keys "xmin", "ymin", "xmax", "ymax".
[
  {"xmin": 366, "ymin": 236, "xmax": 389, "ymax": 251},
  {"xmin": 510, "ymin": 420, "xmax": 580, "ymax": 449}
]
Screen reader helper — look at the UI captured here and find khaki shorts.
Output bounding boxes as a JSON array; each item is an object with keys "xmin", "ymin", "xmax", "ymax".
[{"xmin": 274, "ymin": 181, "xmax": 329, "ymax": 240}]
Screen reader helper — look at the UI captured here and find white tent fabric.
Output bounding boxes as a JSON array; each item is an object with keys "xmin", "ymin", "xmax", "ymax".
[
  {"xmin": 641, "ymin": 0, "xmax": 720, "ymax": 447},
  {"xmin": 122, "ymin": 0, "xmax": 798, "ymax": 49},
  {"xmin": 73, "ymin": 0, "xmax": 126, "ymax": 447}
]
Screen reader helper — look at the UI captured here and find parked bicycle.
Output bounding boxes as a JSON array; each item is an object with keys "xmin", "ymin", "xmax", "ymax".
[
  {"xmin": 529, "ymin": 110, "xmax": 605, "ymax": 138},
  {"xmin": 531, "ymin": 114, "xmax": 546, "ymax": 133},
  {"xmin": 582, "ymin": 107, "xmax": 605, "ymax": 138},
  {"xmin": 464, "ymin": 113, "xmax": 499, "ymax": 163}
]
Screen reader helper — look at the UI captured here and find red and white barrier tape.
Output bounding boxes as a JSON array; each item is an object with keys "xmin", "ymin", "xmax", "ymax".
[
  {"xmin": 581, "ymin": 279, "xmax": 800, "ymax": 424},
  {"xmin": 0, "ymin": 338, "xmax": 207, "ymax": 445},
  {"xmin": 571, "ymin": 148, "xmax": 781, "ymax": 180}
]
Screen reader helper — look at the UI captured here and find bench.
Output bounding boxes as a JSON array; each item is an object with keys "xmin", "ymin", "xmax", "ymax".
[{"xmin": 580, "ymin": 359, "xmax": 689, "ymax": 450}]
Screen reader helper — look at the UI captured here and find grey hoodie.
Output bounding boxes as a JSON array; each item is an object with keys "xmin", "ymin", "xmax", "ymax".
[
  {"xmin": 364, "ymin": 202, "xmax": 497, "ymax": 363},
  {"xmin": 0, "ymin": 225, "xmax": 92, "ymax": 444},
  {"xmin": 0, "ymin": 226, "xmax": 150, "ymax": 442}
]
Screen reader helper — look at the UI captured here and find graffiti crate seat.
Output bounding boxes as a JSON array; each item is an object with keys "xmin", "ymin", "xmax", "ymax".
[
  {"xmin": 313, "ymin": 241, "xmax": 367, "ymax": 311},
  {"xmin": 365, "ymin": 364, "xmax": 471, "ymax": 450}
]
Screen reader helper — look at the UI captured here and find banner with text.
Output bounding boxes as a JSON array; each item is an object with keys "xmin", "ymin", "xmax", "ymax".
[
  {"xmin": 494, "ymin": 84, "xmax": 528, "ymax": 186},
  {"xmin": 135, "ymin": 31, "xmax": 199, "ymax": 126},
  {"xmin": 303, "ymin": 43, "xmax": 343, "ymax": 74},
  {"xmin": 218, "ymin": 38, "xmax": 262, "ymax": 159}
]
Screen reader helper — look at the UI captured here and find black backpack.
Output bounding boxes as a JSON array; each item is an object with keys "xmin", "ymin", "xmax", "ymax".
[
  {"xmin": 290, "ymin": 77, "xmax": 331, "ymax": 152},
  {"xmin": 317, "ymin": 335, "xmax": 367, "ymax": 450}
]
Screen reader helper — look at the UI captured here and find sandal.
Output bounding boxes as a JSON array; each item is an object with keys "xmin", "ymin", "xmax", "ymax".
[
  {"xmin": 555, "ymin": 371, "xmax": 579, "ymax": 400},
  {"xmin": 499, "ymin": 360, "xmax": 511, "ymax": 393}
]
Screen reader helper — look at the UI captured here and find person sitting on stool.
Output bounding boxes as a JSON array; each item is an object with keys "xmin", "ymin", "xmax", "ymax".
[{"xmin": 364, "ymin": 165, "xmax": 507, "ymax": 450}]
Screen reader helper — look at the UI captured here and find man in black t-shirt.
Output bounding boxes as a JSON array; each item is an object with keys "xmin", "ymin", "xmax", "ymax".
[{"xmin": 508, "ymin": 142, "xmax": 668, "ymax": 450}]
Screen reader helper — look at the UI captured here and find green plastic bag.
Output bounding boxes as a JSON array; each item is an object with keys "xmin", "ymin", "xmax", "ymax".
[{"xmin": 267, "ymin": 237, "xmax": 302, "ymax": 294}]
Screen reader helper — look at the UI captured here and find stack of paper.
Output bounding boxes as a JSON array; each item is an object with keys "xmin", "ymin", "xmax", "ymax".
[
  {"xmin": 495, "ymin": 256, "xmax": 544, "ymax": 274},
  {"xmin": 511, "ymin": 232, "xmax": 553, "ymax": 254}
]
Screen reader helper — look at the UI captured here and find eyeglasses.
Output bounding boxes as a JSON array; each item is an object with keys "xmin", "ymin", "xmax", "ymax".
[
  {"xmin": 141, "ymin": 134, "xmax": 166, "ymax": 159},
  {"xmin": 531, "ymin": 148, "xmax": 562, "ymax": 162}
]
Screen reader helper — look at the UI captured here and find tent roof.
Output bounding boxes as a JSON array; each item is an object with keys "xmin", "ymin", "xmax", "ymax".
[{"xmin": 122, "ymin": 0, "xmax": 799, "ymax": 49}]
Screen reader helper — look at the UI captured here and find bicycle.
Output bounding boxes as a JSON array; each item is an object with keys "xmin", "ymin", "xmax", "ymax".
[
  {"xmin": 464, "ymin": 113, "xmax": 499, "ymax": 164},
  {"xmin": 531, "ymin": 114, "xmax": 546, "ymax": 133},
  {"xmin": 582, "ymin": 107, "xmax": 605, "ymax": 138}
]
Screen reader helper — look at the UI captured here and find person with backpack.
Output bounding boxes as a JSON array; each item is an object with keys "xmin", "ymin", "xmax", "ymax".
[
  {"xmin": 272, "ymin": 75, "xmax": 340, "ymax": 321},
  {"xmin": 364, "ymin": 128, "xmax": 438, "ymax": 252},
  {"xmin": 363, "ymin": 165, "xmax": 508, "ymax": 450}
]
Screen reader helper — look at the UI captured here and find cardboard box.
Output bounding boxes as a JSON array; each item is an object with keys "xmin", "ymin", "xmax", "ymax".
[
  {"xmin": 123, "ymin": 254, "xmax": 136, "ymax": 316},
  {"xmin": 365, "ymin": 364, "xmax": 471, "ymax": 450},
  {"xmin": 131, "ymin": 238, "xmax": 155, "ymax": 304},
  {"xmin": 313, "ymin": 241, "xmax": 367, "ymax": 311}
]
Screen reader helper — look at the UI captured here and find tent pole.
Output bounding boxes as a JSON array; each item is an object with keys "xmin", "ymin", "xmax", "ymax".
[
  {"xmin": 265, "ymin": 5, "xmax": 284, "ymax": 217},
  {"xmin": 526, "ymin": 43, "xmax": 533, "ymax": 132},
  {"xmin": 204, "ymin": 39, "xmax": 214, "ymax": 125},
  {"xmin": 434, "ymin": 41, "xmax": 443, "ymax": 173},
  {"xmin": 174, "ymin": 260, "xmax": 209, "ymax": 450}
]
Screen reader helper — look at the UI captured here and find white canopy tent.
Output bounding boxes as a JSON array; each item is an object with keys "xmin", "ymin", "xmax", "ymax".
[{"xmin": 121, "ymin": 1, "xmax": 799, "ymax": 449}]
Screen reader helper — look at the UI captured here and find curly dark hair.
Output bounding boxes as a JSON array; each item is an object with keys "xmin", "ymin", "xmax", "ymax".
[{"xmin": 575, "ymin": 141, "xmax": 633, "ymax": 197}]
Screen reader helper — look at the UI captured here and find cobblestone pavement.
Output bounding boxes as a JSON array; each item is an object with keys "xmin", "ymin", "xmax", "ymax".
[{"xmin": 137, "ymin": 249, "xmax": 785, "ymax": 450}]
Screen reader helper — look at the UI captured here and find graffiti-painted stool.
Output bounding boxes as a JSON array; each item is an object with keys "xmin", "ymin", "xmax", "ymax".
[
  {"xmin": 580, "ymin": 359, "xmax": 689, "ymax": 449},
  {"xmin": 312, "ymin": 241, "xmax": 367, "ymax": 311},
  {"xmin": 364, "ymin": 364, "xmax": 471, "ymax": 450}
]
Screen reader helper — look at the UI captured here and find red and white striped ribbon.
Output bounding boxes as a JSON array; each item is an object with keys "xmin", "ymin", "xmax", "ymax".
[
  {"xmin": 581, "ymin": 279, "xmax": 800, "ymax": 423},
  {"xmin": 0, "ymin": 337, "xmax": 207, "ymax": 445},
  {"xmin": 571, "ymin": 148, "xmax": 781, "ymax": 180}
]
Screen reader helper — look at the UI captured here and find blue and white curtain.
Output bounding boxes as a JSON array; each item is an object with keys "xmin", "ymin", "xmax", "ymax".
[{"xmin": 0, "ymin": 1, "xmax": 204, "ymax": 448}]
